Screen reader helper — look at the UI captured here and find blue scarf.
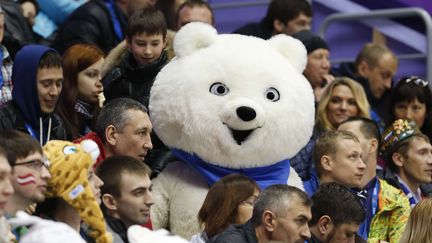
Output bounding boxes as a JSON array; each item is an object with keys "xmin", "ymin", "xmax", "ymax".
[{"xmin": 172, "ymin": 149, "xmax": 290, "ymax": 190}]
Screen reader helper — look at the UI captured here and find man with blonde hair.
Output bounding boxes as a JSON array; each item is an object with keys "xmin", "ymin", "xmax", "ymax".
[{"xmin": 303, "ymin": 130, "xmax": 366, "ymax": 196}]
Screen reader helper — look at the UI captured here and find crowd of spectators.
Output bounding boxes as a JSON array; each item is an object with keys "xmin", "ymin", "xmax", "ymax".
[{"xmin": 0, "ymin": 0, "xmax": 431, "ymax": 242}]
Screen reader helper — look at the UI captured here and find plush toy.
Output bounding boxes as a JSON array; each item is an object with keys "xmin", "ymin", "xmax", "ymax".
[
  {"xmin": 9, "ymin": 211, "xmax": 86, "ymax": 243},
  {"xmin": 128, "ymin": 226, "xmax": 189, "ymax": 243},
  {"xmin": 43, "ymin": 140, "xmax": 112, "ymax": 243},
  {"xmin": 149, "ymin": 22, "xmax": 315, "ymax": 239}
]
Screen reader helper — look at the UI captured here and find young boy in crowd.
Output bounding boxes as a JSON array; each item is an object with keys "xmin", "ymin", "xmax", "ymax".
[
  {"xmin": 101, "ymin": 8, "xmax": 172, "ymax": 178},
  {"xmin": 102, "ymin": 7, "xmax": 168, "ymax": 108}
]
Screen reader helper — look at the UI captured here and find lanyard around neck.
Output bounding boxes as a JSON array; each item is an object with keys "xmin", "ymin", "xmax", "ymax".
[{"xmin": 358, "ymin": 179, "xmax": 380, "ymax": 240}]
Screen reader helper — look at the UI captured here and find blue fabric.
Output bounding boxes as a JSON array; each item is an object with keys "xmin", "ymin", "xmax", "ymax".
[
  {"xmin": 105, "ymin": 0, "xmax": 124, "ymax": 41},
  {"xmin": 33, "ymin": 12, "xmax": 58, "ymax": 38},
  {"xmin": 12, "ymin": 45, "xmax": 57, "ymax": 138},
  {"xmin": 171, "ymin": 149, "xmax": 291, "ymax": 190},
  {"xmin": 303, "ymin": 170, "xmax": 319, "ymax": 196},
  {"xmin": 37, "ymin": 0, "xmax": 86, "ymax": 24},
  {"xmin": 370, "ymin": 109, "xmax": 385, "ymax": 133}
]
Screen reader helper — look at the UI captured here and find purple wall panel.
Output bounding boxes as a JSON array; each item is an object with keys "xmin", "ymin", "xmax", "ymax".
[
  {"xmin": 209, "ymin": 0, "xmax": 428, "ymax": 80},
  {"xmin": 311, "ymin": 1, "xmax": 427, "ymax": 81},
  {"xmin": 213, "ymin": 6, "xmax": 267, "ymax": 33},
  {"xmin": 395, "ymin": 0, "xmax": 432, "ymax": 13}
]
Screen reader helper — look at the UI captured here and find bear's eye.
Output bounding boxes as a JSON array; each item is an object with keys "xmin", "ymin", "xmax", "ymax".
[
  {"xmin": 63, "ymin": 146, "xmax": 78, "ymax": 155},
  {"xmin": 265, "ymin": 87, "xmax": 280, "ymax": 102},
  {"xmin": 209, "ymin": 82, "xmax": 229, "ymax": 96}
]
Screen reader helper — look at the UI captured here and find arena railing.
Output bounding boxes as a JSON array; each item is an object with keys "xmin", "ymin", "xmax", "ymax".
[{"xmin": 318, "ymin": 7, "xmax": 432, "ymax": 88}]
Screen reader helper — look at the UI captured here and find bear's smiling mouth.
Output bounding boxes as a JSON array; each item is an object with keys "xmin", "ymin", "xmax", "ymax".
[{"xmin": 230, "ymin": 128, "xmax": 254, "ymax": 145}]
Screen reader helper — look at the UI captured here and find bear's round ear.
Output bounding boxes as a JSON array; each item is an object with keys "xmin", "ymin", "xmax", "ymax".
[
  {"xmin": 268, "ymin": 34, "xmax": 308, "ymax": 73},
  {"xmin": 174, "ymin": 22, "xmax": 218, "ymax": 58}
]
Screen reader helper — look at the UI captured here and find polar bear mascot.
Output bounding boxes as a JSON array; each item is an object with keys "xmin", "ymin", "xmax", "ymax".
[{"xmin": 149, "ymin": 22, "xmax": 315, "ymax": 239}]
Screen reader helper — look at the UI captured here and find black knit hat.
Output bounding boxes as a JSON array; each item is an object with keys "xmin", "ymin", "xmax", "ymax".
[{"xmin": 292, "ymin": 30, "xmax": 329, "ymax": 54}]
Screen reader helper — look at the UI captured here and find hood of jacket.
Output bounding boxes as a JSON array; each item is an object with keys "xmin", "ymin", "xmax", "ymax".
[{"xmin": 12, "ymin": 45, "xmax": 57, "ymax": 128}]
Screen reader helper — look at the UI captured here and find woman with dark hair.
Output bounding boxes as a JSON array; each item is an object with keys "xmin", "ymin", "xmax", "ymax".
[
  {"xmin": 386, "ymin": 76, "xmax": 432, "ymax": 140},
  {"xmin": 190, "ymin": 174, "xmax": 260, "ymax": 243},
  {"xmin": 56, "ymin": 44, "xmax": 105, "ymax": 141}
]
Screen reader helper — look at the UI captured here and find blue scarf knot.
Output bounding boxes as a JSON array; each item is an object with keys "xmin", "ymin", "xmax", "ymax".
[{"xmin": 171, "ymin": 149, "xmax": 291, "ymax": 190}]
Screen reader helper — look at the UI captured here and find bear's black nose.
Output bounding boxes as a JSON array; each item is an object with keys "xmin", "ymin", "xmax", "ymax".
[{"xmin": 236, "ymin": 106, "xmax": 256, "ymax": 122}]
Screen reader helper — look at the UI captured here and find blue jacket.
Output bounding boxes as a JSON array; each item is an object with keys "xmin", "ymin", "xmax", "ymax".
[{"xmin": 303, "ymin": 170, "xmax": 319, "ymax": 196}]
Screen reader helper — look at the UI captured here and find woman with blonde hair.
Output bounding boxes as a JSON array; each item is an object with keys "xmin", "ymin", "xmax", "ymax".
[
  {"xmin": 316, "ymin": 77, "xmax": 370, "ymax": 131},
  {"xmin": 399, "ymin": 198, "xmax": 432, "ymax": 243},
  {"xmin": 291, "ymin": 77, "xmax": 371, "ymax": 180}
]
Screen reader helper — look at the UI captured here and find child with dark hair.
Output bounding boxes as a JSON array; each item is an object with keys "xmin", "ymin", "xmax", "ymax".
[
  {"xmin": 102, "ymin": 7, "xmax": 168, "ymax": 108},
  {"xmin": 102, "ymin": 8, "xmax": 173, "ymax": 179}
]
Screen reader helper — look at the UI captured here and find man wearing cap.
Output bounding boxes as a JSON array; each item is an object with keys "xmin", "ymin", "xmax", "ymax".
[
  {"xmin": 292, "ymin": 30, "xmax": 334, "ymax": 102},
  {"xmin": 381, "ymin": 119, "xmax": 432, "ymax": 207}
]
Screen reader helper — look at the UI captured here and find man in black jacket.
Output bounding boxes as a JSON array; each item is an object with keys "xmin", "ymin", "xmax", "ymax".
[
  {"xmin": 52, "ymin": 0, "xmax": 154, "ymax": 54},
  {"xmin": 234, "ymin": 0, "xmax": 312, "ymax": 39},
  {"xmin": 332, "ymin": 43, "xmax": 398, "ymax": 131},
  {"xmin": 211, "ymin": 185, "xmax": 312, "ymax": 243}
]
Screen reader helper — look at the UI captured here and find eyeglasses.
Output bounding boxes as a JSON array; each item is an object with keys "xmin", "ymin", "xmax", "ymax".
[
  {"xmin": 403, "ymin": 76, "xmax": 428, "ymax": 87},
  {"xmin": 14, "ymin": 158, "xmax": 51, "ymax": 171}
]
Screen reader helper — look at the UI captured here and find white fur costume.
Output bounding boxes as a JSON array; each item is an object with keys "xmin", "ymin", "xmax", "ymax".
[{"xmin": 149, "ymin": 23, "xmax": 315, "ymax": 239}]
